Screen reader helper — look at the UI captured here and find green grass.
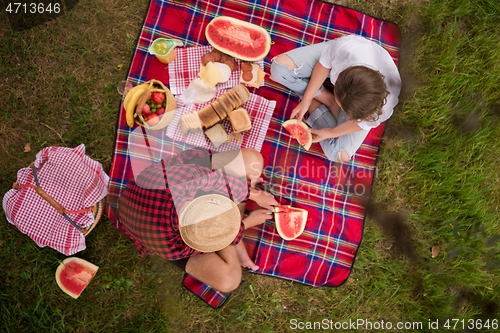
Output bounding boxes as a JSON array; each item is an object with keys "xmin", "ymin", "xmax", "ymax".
[{"xmin": 1, "ymin": 0, "xmax": 499, "ymax": 332}]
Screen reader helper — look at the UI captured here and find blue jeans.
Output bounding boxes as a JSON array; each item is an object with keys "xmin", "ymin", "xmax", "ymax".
[
  {"xmin": 305, "ymin": 105, "xmax": 369, "ymax": 162},
  {"xmin": 270, "ymin": 42, "xmax": 369, "ymax": 162},
  {"xmin": 270, "ymin": 40, "xmax": 334, "ymax": 97}
]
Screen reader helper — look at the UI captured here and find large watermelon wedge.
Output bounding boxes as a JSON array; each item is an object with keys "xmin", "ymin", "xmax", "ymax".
[
  {"xmin": 282, "ymin": 119, "xmax": 313, "ymax": 150},
  {"xmin": 55, "ymin": 257, "xmax": 98, "ymax": 299},
  {"xmin": 274, "ymin": 205, "xmax": 308, "ymax": 241},
  {"xmin": 206, "ymin": 16, "xmax": 271, "ymax": 61}
]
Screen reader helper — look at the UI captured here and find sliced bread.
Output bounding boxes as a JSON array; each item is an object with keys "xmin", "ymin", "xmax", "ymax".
[
  {"xmin": 197, "ymin": 104, "xmax": 220, "ymax": 129},
  {"xmin": 204, "ymin": 123, "xmax": 229, "ymax": 148}
]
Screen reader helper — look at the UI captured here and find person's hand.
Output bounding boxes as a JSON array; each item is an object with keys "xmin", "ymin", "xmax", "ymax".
[
  {"xmin": 249, "ymin": 188, "xmax": 279, "ymax": 211},
  {"xmin": 309, "ymin": 128, "xmax": 333, "ymax": 143},
  {"xmin": 290, "ymin": 100, "xmax": 311, "ymax": 123},
  {"xmin": 243, "ymin": 209, "xmax": 271, "ymax": 229}
]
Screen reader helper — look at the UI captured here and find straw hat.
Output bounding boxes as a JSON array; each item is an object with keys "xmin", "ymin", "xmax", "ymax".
[{"xmin": 178, "ymin": 194, "xmax": 240, "ymax": 252}]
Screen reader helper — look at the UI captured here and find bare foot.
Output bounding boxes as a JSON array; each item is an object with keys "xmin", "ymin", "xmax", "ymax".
[{"xmin": 235, "ymin": 241, "xmax": 259, "ymax": 271}]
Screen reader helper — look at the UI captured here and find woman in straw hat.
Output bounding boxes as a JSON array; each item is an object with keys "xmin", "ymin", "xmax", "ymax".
[{"xmin": 118, "ymin": 148, "xmax": 278, "ymax": 293}]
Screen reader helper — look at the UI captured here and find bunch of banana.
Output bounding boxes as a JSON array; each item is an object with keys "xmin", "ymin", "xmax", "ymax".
[
  {"xmin": 123, "ymin": 79, "xmax": 175, "ymax": 128},
  {"xmin": 124, "ymin": 83, "xmax": 149, "ymax": 127}
]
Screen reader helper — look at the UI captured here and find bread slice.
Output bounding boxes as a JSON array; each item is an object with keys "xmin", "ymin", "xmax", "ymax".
[
  {"xmin": 197, "ymin": 104, "xmax": 220, "ymax": 129},
  {"xmin": 224, "ymin": 89, "xmax": 240, "ymax": 110},
  {"xmin": 227, "ymin": 108, "xmax": 252, "ymax": 133},
  {"xmin": 204, "ymin": 123, "xmax": 228, "ymax": 148},
  {"xmin": 211, "ymin": 100, "xmax": 227, "ymax": 120},
  {"xmin": 180, "ymin": 112, "xmax": 202, "ymax": 135},
  {"xmin": 231, "ymin": 84, "xmax": 250, "ymax": 106},
  {"xmin": 179, "ymin": 114, "xmax": 191, "ymax": 135},
  {"xmin": 225, "ymin": 85, "xmax": 249, "ymax": 109},
  {"xmin": 239, "ymin": 64, "xmax": 265, "ymax": 88},
  {"xmin": 215, "ymin": 96, "xmax": 231, "ymax": 117}
]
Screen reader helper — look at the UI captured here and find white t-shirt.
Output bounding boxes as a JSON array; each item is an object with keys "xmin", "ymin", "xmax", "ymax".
[{"xmin": 319, "ymin": 34, "xmax": 402, "ymax": 130}]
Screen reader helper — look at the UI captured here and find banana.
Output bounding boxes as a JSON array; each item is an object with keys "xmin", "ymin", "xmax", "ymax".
[
  {"xmin": 123, "ymin": 83, "xmax": 148, "ymax": 110},
  {"xmin": 125, "ymin": 87, "xmax": 149, "ymax": 127}
]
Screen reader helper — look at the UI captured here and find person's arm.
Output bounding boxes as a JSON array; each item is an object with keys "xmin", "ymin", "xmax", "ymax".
[
  {"xmin": 232, "ymin": 209, "xmax": 273, "ymax": 245},
  {"xmin": 242, "ymin": 209, "xmax": 271, "ymax": 229},
  {"xmin": 309, "ymin": 120, "xmax": 363, "ymax": 142},
  {"xmin": 247, "ymin": 187, "xmax": 278, "ymax": 211},
  {"xmin": 291, "ymin": 62, "xmax": 331, "ymax": 122}
]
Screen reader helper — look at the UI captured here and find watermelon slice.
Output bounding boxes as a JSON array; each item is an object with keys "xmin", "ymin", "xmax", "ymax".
[
  {"xmin": 282, "ymin": 119, "xmax": 313, "ymax": 150},
  {"xmin": 206, "ymin": 16, "xmax": 271, "ymax": 61},
  {"xmin": 55, "ymin": 257, "xmax": 98, "ymax": 299},
  {"xmin": 274, "ymin": 205, "xmax": 308, "ymax": 241}
]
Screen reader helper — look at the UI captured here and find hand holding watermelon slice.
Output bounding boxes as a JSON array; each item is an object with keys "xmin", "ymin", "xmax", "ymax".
[
  {"xmin": 243, "ymin": 209, "xmax": 272, "ymax": 229},
  {"xmin": 308, "ymin": 127, "xmax": 333, "ymax": 143},
  {"xmin": 290, "ymin": 100, "xmax": 311, "ymax": 123},
  {"xmin": 282, "ymin": 119, "xmax": 313, "ymax": 150},
  {"xmin": 248, "ymin": 188, "xmax": 279, "ymax": 211}
]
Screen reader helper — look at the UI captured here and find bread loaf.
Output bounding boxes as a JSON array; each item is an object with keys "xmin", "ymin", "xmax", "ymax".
[
  {"xmin": 227, "ymin": 108, "xmax": 251, "ymax": 133},
  {"xmin": 230, "ymin": 84, "xmax": 250, "ymax": 106},
  {"xmin": 197, "ymin": 104, "xmax": 220, "ymax": 129},
  {"xmin": 215, "ymin": 96, "xmax": 231, "ymax": 117},
  {"xmin": 211, "ymin": 100, "xmax": 227, "ymax": 120},
  {"xmin": 224, "ymin": 90, "xmax": 239, "ymax": 110},
  {"xmin": 181, "ymin": 84, "xmax": 251, "ymax": 141}
]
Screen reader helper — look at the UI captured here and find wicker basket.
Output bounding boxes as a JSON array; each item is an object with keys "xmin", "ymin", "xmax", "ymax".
[
  {"xmin": 134, "ymin": 79, "xmax": 177, "ymax": 130},
  {"xmin": 85, "ymin": 198, "xmax": 104, "ymax": 236},
  {"xmin": 12, "ymin": 162, "xmax": 105, "ymax": 237}
]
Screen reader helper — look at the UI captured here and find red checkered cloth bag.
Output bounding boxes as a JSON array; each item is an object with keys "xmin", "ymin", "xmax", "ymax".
[{"xmin": 2, "ymin": 144, "xmax": 109, "ymax": 255}]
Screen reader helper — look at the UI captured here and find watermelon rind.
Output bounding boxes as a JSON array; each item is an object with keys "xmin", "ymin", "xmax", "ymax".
[
  {"xmin": 205, "ymin": 16, "xmax": 272, "ymax": 61},
  {"xmin": 274, "ymin": 205, "xmax": 308, "ymax": 241},
  {"xmin": 282, "ymin": 119, "xmax": 313, "ymax": 150},
  {"xmin": 55, "ymin": 257, "xmax": 98, "ymax": 299}
]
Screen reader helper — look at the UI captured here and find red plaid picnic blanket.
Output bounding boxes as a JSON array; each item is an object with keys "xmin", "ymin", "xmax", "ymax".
[
  {"xmin": 166, "ymin": 93, "xmax": 275, "ymax": 152},
  {"xmin": 168, "ymin": 45, "xmax": 265, "ymax": 95},
  {"xmin": 3, "ymin": 144, "xmax": 109, "ymax": 255},
  {"xmin": 107, "ymin": 0, "xmax": 400, "ymax": 307}
]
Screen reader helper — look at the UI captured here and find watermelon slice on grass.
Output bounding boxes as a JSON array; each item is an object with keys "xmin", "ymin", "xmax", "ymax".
[
  {"xmin": 55, "ymin": 257, "xmax": 98, "ymax": 299},
  {"xmin": 274, "ymin": 205, "xmax": 308, "ymax": 241}
]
